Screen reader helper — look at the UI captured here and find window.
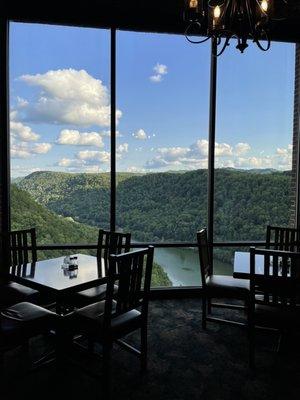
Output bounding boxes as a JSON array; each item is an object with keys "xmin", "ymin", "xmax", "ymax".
[
  {"xmin": 116, "ymin": 31, "xmax": 210, "ymax": 286},
  {"xmin": 10, "ymin": 22, "xmax": 110, "ymax": 249}
]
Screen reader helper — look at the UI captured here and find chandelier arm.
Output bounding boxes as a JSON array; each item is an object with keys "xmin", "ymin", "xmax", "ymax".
[
  {"xmin": 185, "ymin": 32, "xmax": 212, "ymax": 44},
  {"xmin": 254, "ymin": 31, "xmax": 271, "ymax": 51},
  {"xmin": 214, "ymin": 35, "xmax": 231, "ymax": 57},
  {"xmin": 184, "ymin": 22, "xmax": 212, "ymax": 44}
]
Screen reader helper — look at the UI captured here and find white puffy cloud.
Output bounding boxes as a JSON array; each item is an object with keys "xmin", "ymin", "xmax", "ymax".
[
  {"xmin": 57, "ymin": 129, "xmax": 104, "ymax": 147},
  {"xmin": 57, "ymin": 157, "xmax": 105, "ymax": 173},
  {"xmin": 10, "ymin": 121, "xmax": 40, "ymax": 142},
  {"xmin": 33, "ymin": 142, "xmax": 52, "ymax": 154},
  {"xmin": 132, "ymin": 129, "xmax": 150, "ymax": 140},
  {"xmin": 19, "ymin": 69, "xmax": 122, "ymax": 127},
  {"xmin": 126, "ymin": 166, "xmax": 146, "ymax": 173},
  {"xmin": 16, "ymin": 97, "xmax": 29, "ymax": 108},
  {"xmin": 154, "ymin": 63, "xmax": 168, "ymax": 75},
  {"xmin": 150, "ymin": 63, "xmax": 168, "ymax": 83},
  {"xmin": 235, "ymin": 142, "xmax": 251, "ymax": 156},
  {"xmin": 144, "ymin": 138, "xmax": 292, "ymax": 171},
  {"xmin": 150, "ymin": 74, "xmax": 163, "ymax": 83},
  {"xmin": 11, "ymin": 141, "xmax": 52, "ymax": 159},
  {"xmin": 157, "ymin": 147, "xmax": 189, "ymax": 161},
  {"xmin": 276, "ymin": 144, "xmax": 292, "ymax": 156},
  {"xmin": 117, "ymin": 143, "xmax": 129, "ymax": 153},
  {"xmin": 77, "ymin": 150, "xmax": 110, "ymax": 164}
]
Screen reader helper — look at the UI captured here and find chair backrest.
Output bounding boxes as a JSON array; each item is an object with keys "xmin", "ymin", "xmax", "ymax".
[
  {"xmin": 266, "ymin": 225, "xmax": 300, "ymax": 252},
  {"xmin": 250, "ymin": 247, "xmax": 300, "ymax": 308},
  {"xmin": 197, "ymin": 228, "xmax": 212, "ymax": 286},
  {"xmin": 97, "ymin": 229, "xmax": 131, "ymax": 274},
  {"xmin": 104, "ymin": 246, "xmax": 154, "ymax": 328},
  {"xmin": 8, "ymin": 228, "xmax": 37, "ymax": 267}
]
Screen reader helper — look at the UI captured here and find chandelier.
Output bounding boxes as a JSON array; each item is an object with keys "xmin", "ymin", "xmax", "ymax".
[{"xmin": 184, "ymin": 0, "xmax": 287, "ymax": 56}]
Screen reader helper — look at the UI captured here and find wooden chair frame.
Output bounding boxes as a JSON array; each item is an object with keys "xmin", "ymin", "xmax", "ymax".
[{"xmin": 248, "ymin": 247, "xmax": 300, "ymax": 367}]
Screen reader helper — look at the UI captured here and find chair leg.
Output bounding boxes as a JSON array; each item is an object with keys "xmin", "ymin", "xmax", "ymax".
[
  {"xmin": 207, "ymin": 297, "xmax": 212, "ymax": 314},
  {"xmin": 202, "ymin": 296, "xmax": 207, "ymax": 330},
  {"xmin": 141, "ymin": 324, "xmax": 148, "ymax": 372},
  {"xmin": 103, "ymin": 342, "xmax": 112, "ymax": 397},
  {"xmin": 248, "ymin": 311, "xmax": 255, "ymax": 369}
]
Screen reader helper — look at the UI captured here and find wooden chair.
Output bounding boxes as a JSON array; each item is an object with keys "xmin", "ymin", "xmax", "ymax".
[
  {"xmin": 73, "ymin": 229, "xmax": 131, "ymax": 307},
  {"xmin": 0, "ymin": 301, "xmax": 58, "ymax": 369},
  {"xmin": 0, "ymin": 228, "xmax": 39, "ymax": 308},
  {"xmin": 70, "ymin": 246, "xmax": 154, "ymax": 392},
  {"xmin": 266, "ymin": 225, "xmax": 300, "ymax": 252},
  {"xmin": 197, "ymin": 228, "xmax": 250, "ymax": 328},
  {"xmin": 248, "ymin": 247, "xmax": 300, "ymax": 368}
]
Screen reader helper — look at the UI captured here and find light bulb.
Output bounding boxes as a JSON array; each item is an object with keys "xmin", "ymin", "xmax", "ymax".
[
  {"xmin": 261, "ymin": 0, "xmax": 268, "ymax": 12},
  {"xmin": 213, "ymin": 5, "xmax": 221, "ymax": 19},
  {"xmin": 189, "ymin": 0, "xmax": 198, "ymax": 8}
]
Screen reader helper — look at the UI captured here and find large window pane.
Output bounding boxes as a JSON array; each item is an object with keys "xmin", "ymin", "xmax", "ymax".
[
  {"xmin": 116, "ymin": 31, "xmax": 210, "ymax": 286},
  {"xmin": 10, "ymin": 23, "xmax": 110, "ymax": 247},
  {"xmin": 214, "ymin": 42, "xmax": 295, "ymax": 247}
]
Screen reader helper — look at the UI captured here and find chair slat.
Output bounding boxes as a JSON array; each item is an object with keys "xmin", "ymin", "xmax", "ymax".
[
  {"xmin": 250, "ymin": 247, "xmax": 300, "ymax": 311},
  {"xmin": 8, "ymin": 228, "xmax": 37, "ymax": 267}
]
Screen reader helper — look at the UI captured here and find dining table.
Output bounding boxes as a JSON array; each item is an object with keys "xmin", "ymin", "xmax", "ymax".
[{"xmin": 8, "ymin": 253, "xmax": 107, "ymax": 314}]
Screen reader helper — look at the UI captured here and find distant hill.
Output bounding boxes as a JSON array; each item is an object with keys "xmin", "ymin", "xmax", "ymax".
[
  {"xmin": 17, "ymin": 169, "xmax": 292, "ymax": 247},
  {"xmin": 18, "ymin": 171, "xmax": 144, "ymax": 229},
  {"xmin": 11, "ymin": 183, "xmax": 98, "ymax": 259}
]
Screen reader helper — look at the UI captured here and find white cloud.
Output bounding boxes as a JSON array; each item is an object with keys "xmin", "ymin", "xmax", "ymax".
[
  {"xmin": 19, "ymin": 69, "xmax": 122, "ymax": 127},
  {"xmin": 215, "ymin": 142, "xmax": 233, "ymax": 156},
  {"xmin": 57, "ymin": 129, "xmax": 104, "ymax": 147},
  {"xmin": 77, "ymin": 150, "xmax": 110, "ymax": 164},
  {"xmin": 144, "ymin": 139, "xmax": 292, "ymax": 171},
  {"xmin": 276, "ymin": 144, "xmax": 292, "ymax": 156},
  {"xmin": 11, "ymin": 141, "xmax": 52, "ymax": 159},
  {"xmin": 10, "ymin": 121, "xmax": 40, "ymax": 142},
  {"xmin": 126, "ymin": 166, "xmax": 146, "ymax": 173},
  {"xmin": 16, "ymin": 97, "xmax": 29, "ymax": 108},
  {"xmin": 150, "ymin": 63, "xmax": 168, "ymax": 83},
  {"xmin": 157, "ymin": 147, "xmax": 189, "ymax": 161},
  {"xmin": 33, "ymin": 142, "xmax": 52, "ymax": 154},
  {"xmin": 132, "ymin": 129, "xmax": 149, "ymax": 140},
  {"xmin": 154, "ymin": 63, "xmax": 168, "ymax": 75},
  {"xmin": 235, "ymin": 142, "xmax": 251, "ymax": 156},
  {"xmin": 117, "ymin": 143, "xmax": 129, "ymax": 153},
  {"xmin": 150, "ymin": 74, "xmax": 163, "ymax": 83}
]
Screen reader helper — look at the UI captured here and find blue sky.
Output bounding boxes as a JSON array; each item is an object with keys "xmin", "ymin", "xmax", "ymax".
[{"xmin": 9, "ymin": 22, "xmax": 295, "ymax": 177}]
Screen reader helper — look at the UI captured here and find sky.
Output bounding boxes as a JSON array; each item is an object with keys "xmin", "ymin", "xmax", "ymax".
[{"xmin": 9, "ymin": 22, "xmax": 296, "ymax": 177}]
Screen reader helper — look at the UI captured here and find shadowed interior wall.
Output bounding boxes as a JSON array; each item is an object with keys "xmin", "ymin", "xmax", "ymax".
[
  {"xmin": 290, "ymin": 44, "xmax": 300, "ymax": 227},
  {"xmin": 0, "ymin": 19, "xmax": 10, "ymax": 275}
]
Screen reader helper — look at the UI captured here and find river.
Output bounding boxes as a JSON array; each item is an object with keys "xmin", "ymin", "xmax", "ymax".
[{"xmin": 153, "ymin": 247, "xmax": 233, "ymax": 287}]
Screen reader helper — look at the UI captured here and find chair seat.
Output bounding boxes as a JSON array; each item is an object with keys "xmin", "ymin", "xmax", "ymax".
[
  {"xmin": 0, "ymin": 302, "xmax": 58, "ymax": 346},
  {"xmin": 254, "ymin": 304, "xmax": 300, "ymax": 329},
  {"xmin": 0, "ymin": 282, "xmax": 40, "ymax": 308},
  {"xmin": 206, "ymin": 275, "xmax": 250, "ymax": 299},
  {"xmin": 73, "ymin": 284, "xmax": 118, "ymax": 307},
  {"xmin": 72, "ymin": 300, "xmax": 142, "ymax": 339}
]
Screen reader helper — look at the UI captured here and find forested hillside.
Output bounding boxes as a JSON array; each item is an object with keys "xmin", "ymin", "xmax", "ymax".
[
  {"xmin": 11, "ymin": 184, "xmax": 98, "ymax": 258},
  {"xmin": 18, "ymin": 169, "xmax": 292, "ymax": 244}
]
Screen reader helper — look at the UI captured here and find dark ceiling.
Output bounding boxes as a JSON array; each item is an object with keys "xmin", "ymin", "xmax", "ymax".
[{"xmin": 4, "ymin": 0, "xmax": 300, "ymax": 43}]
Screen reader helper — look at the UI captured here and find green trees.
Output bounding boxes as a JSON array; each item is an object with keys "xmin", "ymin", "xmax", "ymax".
[{"xmin": 18, "ymin": 168, "xmax": 292, "ymax": 245}]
